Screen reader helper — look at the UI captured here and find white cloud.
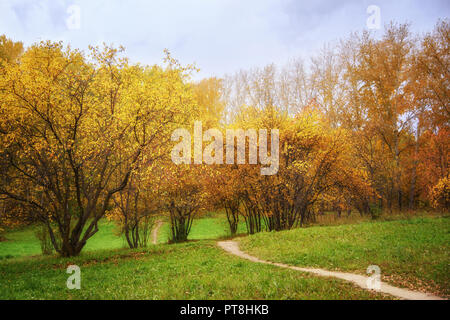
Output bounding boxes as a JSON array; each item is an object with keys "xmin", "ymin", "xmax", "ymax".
[{"xmin": 0, "ymin": 0, "xmax": 448, "ymax": 78}]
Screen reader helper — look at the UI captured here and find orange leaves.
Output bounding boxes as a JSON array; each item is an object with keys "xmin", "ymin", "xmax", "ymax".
[
  {"xmin": 430, "ymin": 176, "xmax": 450, "ymax": 210},
  {"xmin": 193, "ymin": 77, "xmax": 225, "ymax": 127}
]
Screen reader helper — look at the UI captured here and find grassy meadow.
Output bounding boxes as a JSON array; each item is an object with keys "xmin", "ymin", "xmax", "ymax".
[
  {"xmin": 0, "ymin": 212, "xmax": 448, "ymax": 299},
  {"xmin": 240, "ymin": 217, "xmax": 450, "ymax": 297}
]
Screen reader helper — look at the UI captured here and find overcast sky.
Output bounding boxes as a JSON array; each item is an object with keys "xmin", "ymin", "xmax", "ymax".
[{"xmin": 0, "ymin": 0, "xmax": 448, "ymax": 79}]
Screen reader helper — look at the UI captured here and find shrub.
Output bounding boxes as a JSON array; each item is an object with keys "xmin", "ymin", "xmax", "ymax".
[
  {"xmin": 35, "ymin": 225, "xmax": 54, "ymax": 255},
  {"xmin": 430, "ymin": 177, "xmax": 450, "ymax": 211}
]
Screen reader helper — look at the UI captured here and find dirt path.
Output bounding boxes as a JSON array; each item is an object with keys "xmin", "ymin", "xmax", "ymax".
[
  {"xmin": 217, "ymin": 240, "xmax": 444, "ymax": 300},
  {"xmin": 151, "ymin": 220, "xmax": 163, "ymax": 245}
]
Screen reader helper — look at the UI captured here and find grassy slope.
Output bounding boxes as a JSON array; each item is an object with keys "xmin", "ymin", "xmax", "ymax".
[
  {"xmin": 0, "ymin": 220, "xmax": 125, "ymax": 260},
  {"xmin": 240, "ymin": 217, "xmax": 450, "ymax": 296},
  {"xmin": 1, "ymin": 214, "xmax": 448, "ymax": 299},
  {"xmin": 0, "ymin": 241, "xmax": 390, "ymax": 300},
  {"xmin": 0, "ymin": 214, "xmax": 240, "ymax": 258}
]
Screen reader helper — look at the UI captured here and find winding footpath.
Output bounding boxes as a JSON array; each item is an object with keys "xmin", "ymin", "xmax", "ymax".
[
  {"xmin": 217, "ymin": 240, "xmax": 445, "ymax": 300},
  {"xmin": 151, "ymin": 220, "xmax": 164, "ymax": 245}
]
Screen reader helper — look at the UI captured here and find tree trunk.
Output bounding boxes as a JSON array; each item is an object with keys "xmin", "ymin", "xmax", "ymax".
[{"xmin": 409, "ymin": 129, "xmax": 420, "ymax": 210}]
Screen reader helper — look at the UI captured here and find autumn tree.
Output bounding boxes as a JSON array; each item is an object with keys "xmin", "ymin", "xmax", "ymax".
[
  {"xmin": 430, "ymin": 176, "xmax": 450, "ymax": 211},
  {"xmin": 0, "ymin": 41, "xmax": 195, "ymax": 256},
  {"xmin": 193, "ymin": 77, "xmax": 225, "ymax": 127},
  {"xmin": 221, "ymin": 22, "xmax": 449, "ymax": 215},
  {"xmin": 338, "ymin": 24, "xmax": 418, "ymax": 211},
  {"xmin": 160, "ymin": 164, "xmax": 210, "ymax": 243},
  {"xmin": 411, "ymin": 20, "xmax": 449, "ymax": 129},
  {"xmin": 229, "ymin": 104, "xmax": 362, "ymax": 231},
  {"xmin": 108, "ymin": 166, "xmax": 160, "ymax": 249},
  {"xmin": 0, "ymin": 35, "xmax": 23, "ymax": 66},
  {"xmin": 206, "ymin": 163, "xmax": 242, "ymax": 236}
]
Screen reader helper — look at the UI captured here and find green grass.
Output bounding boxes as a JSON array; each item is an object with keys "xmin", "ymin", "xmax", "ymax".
[
  {"xmin": 1, "ymin": 214, "xmax": 448, "ymax": 299},
  {"xmin": 240, "ymin": 217, "xmax": 450, "ymax": 297},
  {"xmin": 0, "ymin": 241, "xmax": 392, "ymax": 300},
  {"xmin": 157, "ymin": 216, "xmax": 247, "ymax": 243},
  {"xmin": 0, "ymin": 220, "xmax": 125, "ymax": 260},
  {"xmin": 0, "ymin": 214, "xmax": 242, "ymax": 258},
  {"xmin": 0, "ymin": 225, "xmax": 42, "ymax": 259}
]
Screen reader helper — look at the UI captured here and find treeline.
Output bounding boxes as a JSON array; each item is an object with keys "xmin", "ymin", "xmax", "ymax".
[
  {"xmin": 0, "ymin": 21, "xmax": 448, "ymax": 256},
  {"xmin": 220, "ymin": 21, "xmax": 449, "ymax": 213}
]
